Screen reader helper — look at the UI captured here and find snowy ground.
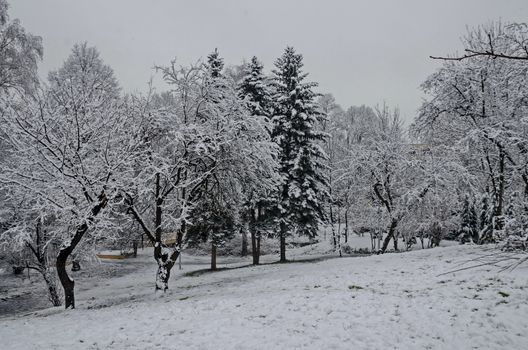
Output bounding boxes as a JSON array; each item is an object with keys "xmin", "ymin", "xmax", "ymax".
[{"xmin": 1, "ymin": 243, "xmax": 527, "ymax": 349}]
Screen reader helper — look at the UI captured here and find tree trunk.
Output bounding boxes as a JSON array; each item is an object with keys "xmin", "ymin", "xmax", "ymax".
[
  {"xmin": 393, "ymin": 232, "xmax": 399, "ymax": 251},
  {"xmin": 42, "ymin": 269, "xmax": 62, "ymax": 306},
  {"xmin": 256, "ymin": 236, "xmax": 261, "ymax": 265},
  {"xmin": 132, "ymin": 240, "xmax": 138, "ymax": 258},
  {"xmin": 155, "ymin": 261, "xmax": 172, "ymax": 291},
  {"xmin": 56, "ymin": 251, "xmax": 75, "ymax": 309},
  {"xmin": 493, "ymin": 149, "xmax": 506, "ymax": 233},
  {"xmin": 153, "ymin": 245, "xmax": 179, "ymax": 291},
  {"xmin": 211, "ymin": 243, "xmax": 217, "ymax": 270},
  {"xmin": 344, "ymin": 209, "xmax": 349, "ymax": 243},
  {"xmin": 28, "ymin": 221, "xmax": 62, "ymax": 307},
  {"xmin": 279, "ymin": 221, "xmax": 287, "ymax": 262},
  {"xmin": 250, "ymin": 226, "xmax": 259, "ymax": 265},
  {"xmin": 380, "ymin": 219, "xmax": 398, "ymax": 254},
  {"xmin": 337, "ymin": 208, "xmax": 342, "ymax": 257},
  {"xmin": 330, "ymin": 204, "xmax": 337, "ymax": 249},
  {"xmin": 55, "ymin": 191, "xmax": 107, "ymax": 308}
]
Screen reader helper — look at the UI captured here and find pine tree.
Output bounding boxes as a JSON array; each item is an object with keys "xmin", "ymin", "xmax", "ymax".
[
  {"xmin": 207, "ymin": 48, "xmax": 224, "ymax": 78},
  {"xmin": 238, "ymin": 56, "xmax": 270, "ymax": 118},
  {"xmin": 271, "ymin": 47, "xmax": 328, "ymax": 262}
]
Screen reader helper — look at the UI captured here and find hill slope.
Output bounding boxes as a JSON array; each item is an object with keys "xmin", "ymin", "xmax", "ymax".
[{"xmin": 1, "ymin": 245, "xmax": 527, "ymax": 350}]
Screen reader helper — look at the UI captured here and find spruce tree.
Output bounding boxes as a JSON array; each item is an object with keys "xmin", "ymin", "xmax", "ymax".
[
  {"xmin": 207, "ymin": 48, "xmax": 224, "ymax": 78},
  {"xmin": 459, "ymin": 196, "xmax": 478, "ymax": 243},
  {"xmin": 271, "ymin": 47, "xmax": 328, "ymax": 262},
  {"xmin": 479, "ymin": 192, "xmax": 493, "ymax": 243},
  {"xmin": 238, "ymin": 56, "xmax": 276, "ymax": 264},
  {"xmin": 238, "ymin": 56, "xmax": 271, "ymax": 118}
]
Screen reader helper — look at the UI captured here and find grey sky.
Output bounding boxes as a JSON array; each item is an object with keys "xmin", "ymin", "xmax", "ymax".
[{"xmin": 10, "ymin": 0, "xmax": 528, "ymax": 123}]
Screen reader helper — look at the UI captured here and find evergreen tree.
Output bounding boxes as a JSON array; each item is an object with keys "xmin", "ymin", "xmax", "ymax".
[
  {"xmin": 479, "ymin": 191, "xmax": 493, "ymax": 243},
  {"xmin": 459, "ymin": 196, "xmax": 478, "ymax": 243},
  {"xmin": 237, "ymin": 56, "xmax": 277, "ymax": 264},
  {"xmin": 186, "ymin": 193, "xmax": 237, "ymax": 271},
  {"xmin": 238, "ymin": 56, "xmax": 271, "ymax": 118},
  {"xmin": 271, "ymin": 47, "xmax": 328, "ymax": 262},
  {"xmin": 207, "ymin": 48, "xmax": 224, "ymax": 78}
]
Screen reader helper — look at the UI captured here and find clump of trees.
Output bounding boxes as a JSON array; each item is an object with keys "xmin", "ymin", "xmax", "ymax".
[
  {"xmin": 415, "ymin": 21, "xmax": 528, "ymax": 245},
  {"xmin": 0, "ymin": 0, "xmax": 325, "ymax": 307}
]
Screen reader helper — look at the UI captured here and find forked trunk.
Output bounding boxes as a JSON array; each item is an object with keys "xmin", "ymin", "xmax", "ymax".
[{"xmin": 55, "ymin": 191, "xmax": 107, "ymax": 308}]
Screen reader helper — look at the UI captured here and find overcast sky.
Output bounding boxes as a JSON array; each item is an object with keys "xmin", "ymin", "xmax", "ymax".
[{"xmin": 9, "ymin": 0, "xmax": 528, "ymax": 123}]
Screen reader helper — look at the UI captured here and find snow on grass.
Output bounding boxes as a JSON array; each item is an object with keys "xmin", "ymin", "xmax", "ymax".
[{"xmin": 1, "ymin": 245, "xmax": 527, "ymax": 349}]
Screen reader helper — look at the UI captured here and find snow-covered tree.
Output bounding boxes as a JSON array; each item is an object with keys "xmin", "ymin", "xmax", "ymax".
[
  {"xmin": 415, "ymin": 21, "xmax": 528, "ymax": 244},
  {"xmin": 0, "ymin": 0, "xmax": 42, "ymax": 95},
  {"xmin": 238, "ymin": 56, "xmax": 271, "ymax": 118},
  {"xmin": 459, "ymin": 195, "xmax": 479, "ymax": 243},
  {"xmin": 0, "ymin": 43, "xmax": 133, "ymax": 308},
  {"xmin": 0, "ymin": 193, "xmax": 62, "ymax": 306},
  {"xmin": 316, "ymin": 93, "xmax": 348, "ymax": 253},
  {"xmin": 125, "ymin": 58, "xmax": 277, "ymax": 289},
  {"xmin": 271, "ymin": 47, "xmax": 328, "ymax": 262},
  {"xmin": 238, "ymin": 56, "xmax": 278, "ymax": 264},
  {"xmin": 207, "ymin": 48, "xmax": 224, "ymax": 79},
  {"xmin": 338, "ymin": 104, "xmax": 465, "ymax": 253}
]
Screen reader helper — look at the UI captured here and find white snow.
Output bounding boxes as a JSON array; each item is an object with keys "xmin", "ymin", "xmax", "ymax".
[{"xmin": 1, "ymin": 244, "xmax": 527, "ymax": 349}]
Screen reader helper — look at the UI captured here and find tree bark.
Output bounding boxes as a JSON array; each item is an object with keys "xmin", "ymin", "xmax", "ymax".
[{"xmin": 42, "ymin": 269, "xmax": 62, "ymax": 306}]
